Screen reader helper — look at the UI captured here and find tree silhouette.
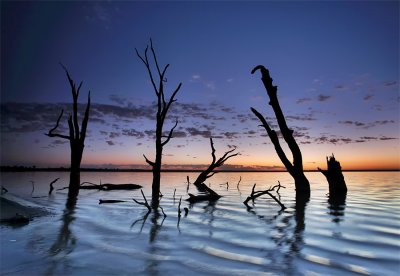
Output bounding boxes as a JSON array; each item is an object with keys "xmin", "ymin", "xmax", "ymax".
[
  {"xmin": 46, "ymin": 65, "xmax": 90, "ymax": 200},
  {"xmin": 250, "ymin": 65, "xmax": 310, "ymax": 196},
  {"xmin": 318, "ymin": 154, "xmax": 347, "ymax": 195},
  {"xmin": 136, "ymin": 40, "xmax": 182, "ymax": 208},
  {"xmin": 193, "ymin": 137, "xmax": 239, "ymax": 186}
]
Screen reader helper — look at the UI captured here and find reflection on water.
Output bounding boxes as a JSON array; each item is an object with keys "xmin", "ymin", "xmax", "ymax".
[
  {"xmin": 328, "ymin": 192, "xmax": 347, "ymax": 223},
  {"xmin": 46, "ymin": 200, "xmax": 77, "ymax": 275},
  {"xmin": 1, "ymin": 171, "xmax": 399, "ymax": 275}
]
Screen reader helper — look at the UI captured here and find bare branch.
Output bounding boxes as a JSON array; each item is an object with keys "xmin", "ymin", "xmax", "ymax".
[
  {"xmin": 48, "ymin": 178, "xmax": 59, "ymax": 195},
  {"xmin": 143, "ymin": 154, "xmax": 155, "ymax": 167},
  {"xmin": 136, "ymin": 45, "xmax": 159, "ymax": 96},
  {"xmin": 46, "ymin": 110, "xmax": 70, "ymax": 140},
  {"xmin": 251, "ymin": 107, "xmax": 293, "ymax": 173},
  {"xmin": 162, "ymin": 82, "xmax": 181, "ymax": 120},
  {"xmin": 161, "ymin": 119, "xmax": 178, "ymax": 146},
  {"xmin": 150, "ymin": 38, "xmax": 162, "ymax": 77},
  {"xmin": 243, "ymin": 182, "xmax": 286, "ymax": 210},
  {"xmin": 210, "ymin": 137, "xmax": 217, "ymax": 165},
  {"xmin": 80, "ymin": 91, "xmax": 91, "ymax": 142},
  {"xmin": 237, "ymin": 176, "xmax": 242, "ymax": 189},
  {"xmin": 132, "ymin": 189, "xmax": 151, "ymax": 212}
]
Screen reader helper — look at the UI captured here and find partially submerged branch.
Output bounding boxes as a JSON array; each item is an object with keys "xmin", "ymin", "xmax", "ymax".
[
  {"xmin": 48, "ymin": 178, "xmax": 60, "ymax": 195},
  {"xmin": 80, "ymin": 182, "xmax": 142, "ymax": 190},
  {"xmin": 132, "ymin": 189, "xmax": 151, "ymax": 212},
  {"xmin": 243, "ymin": 182, "xmax": 286, "ymax": 210}
]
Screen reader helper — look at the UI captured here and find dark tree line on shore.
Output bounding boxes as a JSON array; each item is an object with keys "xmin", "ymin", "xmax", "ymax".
[{"xmin": 46, "ymin": 41, "xmax": 346, "ymax": 210}]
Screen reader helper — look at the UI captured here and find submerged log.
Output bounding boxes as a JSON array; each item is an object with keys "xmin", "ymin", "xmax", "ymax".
[
  {"xmin": 318, "ymin": 154, "xmax": 347, "ymax": 195},
  {"xmin": 80, "ymin": 182, "xmax": 142, "ymax": 190},
  {"xmin": 186, "ymin": 192, "xmax": 221, "ymax": 203},
  {"xmin": 99, "ymin": 199, "xmax": 127, "ymax": 204}
]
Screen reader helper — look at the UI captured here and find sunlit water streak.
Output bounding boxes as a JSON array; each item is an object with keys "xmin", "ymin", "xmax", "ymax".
[{"xmin": 1, "ymin": 171, "xmax": 399, "ymax": 275}]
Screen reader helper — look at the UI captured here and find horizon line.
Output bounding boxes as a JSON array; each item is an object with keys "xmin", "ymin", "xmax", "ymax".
[{"xmin": 1, "ymin": 166, "xmax": 399, "ymax": 173}]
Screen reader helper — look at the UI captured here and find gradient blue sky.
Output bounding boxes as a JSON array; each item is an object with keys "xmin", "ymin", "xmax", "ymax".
[{"xmin": 1, "ymin": 1, "xmax": 399, "ymax": 170}]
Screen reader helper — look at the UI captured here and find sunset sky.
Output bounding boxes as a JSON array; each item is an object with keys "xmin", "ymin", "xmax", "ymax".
[{"xmin": 1, "ymin": 1, "xmax": 399, "ymax": 171}]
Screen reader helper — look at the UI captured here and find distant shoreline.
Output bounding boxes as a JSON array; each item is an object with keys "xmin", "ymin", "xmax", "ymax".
[{"xmin": 1, "ymin": 166, "xmax": 398, "ymax": 173}]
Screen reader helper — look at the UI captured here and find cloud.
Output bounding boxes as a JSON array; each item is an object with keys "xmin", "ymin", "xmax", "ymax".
[
  {"xmin": 106, "ymin": 140, "xmax": 115, "ymax": 146},
  {"xmin": 363, "ymin": 94, "xmax": 373, "ymax": 101},
  {"xmin": 317, "ymin": 94, "xmax": 331, "ymax": 102},
  {"xmin": 222, "ymin": 132, "xmax": 239, "ymax": 139},
  {"xmin": 186, "ymin": 127, "xmax": 211, "ymax": 138},
  {"xmin": 339, "ymin": 120, "xmax": 395, "ymax": 129},
  {"xmin": 122, "ymin": 129, "xmax": 145, "ymax": 138},
  {"xmin": 383, "ymin": 81, "xmax": 397, "ymax": 87},
  {"xmin": 296, "ymin": 97, "xmax": 312, "ymax": 104}
]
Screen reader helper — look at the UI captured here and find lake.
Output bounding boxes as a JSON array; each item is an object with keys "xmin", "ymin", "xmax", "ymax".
[{"xmin": 1, "ymin": 171, "xmax": 399, "ymax": 275}]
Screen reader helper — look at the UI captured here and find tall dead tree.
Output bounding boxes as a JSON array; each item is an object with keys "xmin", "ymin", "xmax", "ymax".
[
  {"xmin": 136, "ymin": 40, "xmax": 182, "ymax": 208},
  {"xmin": 250, "ymin": 65, "xmax": 310, "ymax": 196},
  {"xmin": 46, "ymin": 65, "xmax": 90, "ymax": 200}
]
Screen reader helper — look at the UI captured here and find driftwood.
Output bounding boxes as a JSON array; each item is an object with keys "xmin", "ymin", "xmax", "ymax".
[
  {"xmin": 99, "ymin": 199, "xmax": 127, "ymax": 204},
  {"xmin": 243, "ymin": 182, "xmax": 286, "ymax": 210},
  {"xmin": 318, "ymin": 154, "xmax": 347, "ymax": 195},
  {"xmin": 80, "ymin": 182, "xmax": 142, "ymax": 190},
  {"xmin": 0, "ymin": 213, "xmax": 30, "ymax": 225},
  {"xmin": 251, "ymin": 66, "xmax": 310, "ymax": 196}
]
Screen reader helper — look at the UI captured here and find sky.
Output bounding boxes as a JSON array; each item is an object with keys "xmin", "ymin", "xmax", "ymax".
[{"xmin": 1, "ymin": 1, "xmax": 399, "ymax": 171}]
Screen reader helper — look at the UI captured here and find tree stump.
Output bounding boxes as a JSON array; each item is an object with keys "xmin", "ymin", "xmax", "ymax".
[{"xmin": 318, "ymin": 155, "xmax": 347, "ymax": 195}]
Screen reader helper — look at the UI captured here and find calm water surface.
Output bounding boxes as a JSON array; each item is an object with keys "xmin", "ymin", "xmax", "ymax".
[{"xmin": 1, "ymin": 171, "xmax": 399, "ymax": 275}]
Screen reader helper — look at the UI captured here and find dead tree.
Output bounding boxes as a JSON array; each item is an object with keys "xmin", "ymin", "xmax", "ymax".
[
  {"xmin": 251, "ymin": 65, "xmax": 310, "ymax": 196},
  {"xmin": 46, "ymin": 65, "xmax": 90, "ymax": 200},
  {"xmin": 318, "ymin": 154, "xmax": 347, "ymax": 195},
  {"xmin": 187, "ymin": 137, "xmax": 239, "ymax": 203},
  {"xmin": 136, "ymin": 40, "xmax": 182, "ymax": 208},
  {"xmin": 193, "ymin": 137, "xmax": 239, "ymax": 186}
]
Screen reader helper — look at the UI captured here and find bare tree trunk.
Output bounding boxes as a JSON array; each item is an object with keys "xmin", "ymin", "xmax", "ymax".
[
  {"xmin": 251, "ymin": 65, "xmax": 310, "ymax": 196},
  {"xmin": 318, "ymin": 155, "xmax": 347, "ymax": 195},
  {"xmin": 136, "ymin": 40, "xmax": 182, "ymax": 209},
  {"xmin": 46, "ymin": 65, "xmax": 90, "ymax": 202}
]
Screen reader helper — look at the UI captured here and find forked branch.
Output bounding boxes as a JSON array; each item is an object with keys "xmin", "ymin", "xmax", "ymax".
[
  {"xmin": 193, "ymin": 137, "xmax": 240, "ymax": 186},
  {"xmin": 243, "ymin": 182, "xmax": 286, "ymax": 210}
]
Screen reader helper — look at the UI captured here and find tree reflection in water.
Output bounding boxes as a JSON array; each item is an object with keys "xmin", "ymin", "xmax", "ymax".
[
  {"xmin": 246, "ymin": 194, "xmax": 309, "ymax": 274},
  {"xmin": 328, "ymin": 192, "xmax": 347, "ymax": 224},
  {"xmin": 46, "ymin": 194, "xmax": 78, "ymax": 275}
]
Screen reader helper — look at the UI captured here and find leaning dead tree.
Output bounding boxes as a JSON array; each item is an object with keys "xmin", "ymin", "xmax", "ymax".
[
  {"xmin": 318, "ymin": 154, "xmax": 347, "ymax": 195},
  {"xmin": 250, "ymin": 65, "xmax": 310, "ymax": 196},
  {"xmin": 46, "ymin": 64, "xmax": 90, "ymax": 199},
  {"xmin": 136, "ymin": 40, "xmax": 182, "ymax": 208},
  {"xmin": 187, "ymin": 137, "xmax": 239, "ymax": 203}
]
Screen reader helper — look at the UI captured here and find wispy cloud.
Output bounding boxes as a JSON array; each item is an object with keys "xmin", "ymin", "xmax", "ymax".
[
  {"xmin": 317, "ymin": 94, "xmax": 331, "ymax": 102},
  {"xmin": 338, "ymin": 119, "xmax": 396, "ymax": 129},
  {"xmin": 296, "ymin": 97, "xmax": 312, "ymax": 104}
]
